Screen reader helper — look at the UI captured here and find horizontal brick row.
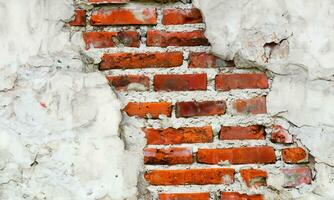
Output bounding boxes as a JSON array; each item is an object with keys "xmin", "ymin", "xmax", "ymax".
[
  {"xmin": 123, "ymin": 97, "xmax": 267, "ymax": 119},
  {"xmin": 158, "ymin": 192, "xmax": 263, "ymax": 200},
  {"xmin": 144, "ymin": 146, "xmax": 275, "ymax": 165},
  {"xmin": 83, "ymin": 31, "xmax": 140, "ymax": 49}
]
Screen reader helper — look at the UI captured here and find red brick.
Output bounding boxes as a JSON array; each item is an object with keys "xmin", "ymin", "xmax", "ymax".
[
  {"xmin": 88, "ymin": 0, "xmax": 128, "ymax": 3},
  {"xmin": 147, "ymin": 30, "xmax": 209, "ymax": 47},
  {"xmin": 162, "ymin": 8, "xmax": 203, "ymax": 25},
  {"xmin": 270, "ymin": 125, "xmax": 293, "ymax": 144},
  {"xmin": 144, "ymin": 126, "xmax": 213, "ymax": 145},
  {"xmin": 159, "ymin": 193, "xmax": 209, "ymax": 200},
  {"xmin": 145, "ymin": 168, "xmax": 235, "ymax": 185},
  {"xmin": 282, "ymin": 147, "xmax": 308, "ymax": 164},
  {"xmin": 189, "ymin": 52, "xmax": 218, "ymax": 68},
  {"xmin": 83, "ymin": 31, "xmax": 139, "ymax": 49},
  {"xmin": 233, "ymin": 97, "xmax": 267, "ymax": 114},
  {"xmin": 69, "ymin": 10, "xmax": 86, "ymax": 26},
  {"xmin": 106, "ymin": 75, "xmax": 149, "ymax": 91},
  {"xmin": 154, "ymin": 74, "xmax": 207, "ymax": 91},
  {"xmin": 144, "ymin": 147, "xmax": 193, "ymax": 165},
  {"xmin": 215, "ymin": 74, "xmax": 269, "ymax": 91},
  {"xmin": 123, "ymin": 102, "xmax": 172, "ymax": 119},
  {"xmin": 240, "ymin": 169, "xmax": 267, "ymax": 188},
  {"xmin": 282, "ymin": 167, "xmax": 312, "ymax": 188},
  {"xmin": 221, "ymin": 192, "xmax": 263, "ymax": 200},
  {"xmin": 91, "ymin": 8, "xmax": 157, "ymax": 25},
  {"xmin": 196, "ymin": 146, "xmax": 276, "ymax": 165},
  {"xmin": 100, "ymin": 52, "xmax": 183, "ymax": 70},
  {"xmin": 176, "ymin": 101, "xmax": 226, "ymax": 118},
  {"xmin": 220, "ymin": 125, "xmax": 265, "ymax": 140}
]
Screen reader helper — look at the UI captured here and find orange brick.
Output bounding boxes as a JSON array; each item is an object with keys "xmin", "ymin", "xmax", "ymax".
[
  {"xmin": 69, "ymin": 10, "xmax": 86, "ymax": 26},
  {"xmin": 282, "ymin": 147, "xmax": 308, "ymax": 164},
  {"xmin": 220, "ymin": 125, "xmax": 265, "ymax": 140},
  {"xmin": 144, "ymin": 126, "xmax": 213, "ymax": 145},
  {"xmin": 197, "ymin": 146, "xmax": 276, "ymax": 165},
  {"xmin": 162, "ymin": 8, "xmax": 203, "ymax": 25},
  {"xmin": 100, "ymin": 52, "xmax": 183, "ymax": 70},
  {"xmin": 145, "ymin": 168, "xmax": 235, "ymax": 185},
  {"xmin": 106, "ymin": 75, "xmax": 149, "ymax": 91},
  {"xmin": 240, "ymin": 169, "xmax": 267, "ymax": 188},
  {"xmin": 233, "ymin": 97, "xmax": 267, "ymax": 114},
  {"xmin": 154, "ymin": 74, "xmax": 207, "ymax": 91},
  {"xmin": 91, "ymin": 8, "xmax": 157, "ymax": 25},
  {"xmin": 147, "ymin": 30, "xmax": 209, "ymax": 47},
  {"xmin": 83, "ymin": 31, "xmax": 139, "ymax": 49},
  {"xmin": 221, "ymin": 192, "xmax": 263, "ymax": 200},
  {"xmin": 176, "ymin": 101, "xmax": 226, "ymax": 117},
  {"xmin": 215, "ymin": 74, "xmax": 269, "ymax": 91},
  {"xmin": 271, "ymin": 125, "xmax": 293, "ymax": 144},
  {"xmin": 144, "ymin": 147, "xmax": 193, "ymax": 165},
  {"xmin": 189, "ymin": 52, "xmax": 218, "ymax": 68},
  {"xmin": 123, "ymin": 102, "xmax": 172, "ymax": 119},
  {"xmin": 159, "ymin": 193, "xmax": 210, "ymax": 200}
]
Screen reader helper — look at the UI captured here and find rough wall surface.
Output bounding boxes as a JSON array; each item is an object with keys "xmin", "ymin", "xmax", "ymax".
[{"xmin": 194, "ymin": 0, "xmax": 334, "ymax": 199}]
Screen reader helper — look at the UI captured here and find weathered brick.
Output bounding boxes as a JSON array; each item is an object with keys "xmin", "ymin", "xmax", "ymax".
[
  {"xmin": 106, "ymin": 75, "xmax": 149, "ymax": 91},
  {"xmin": 83, "ymin": 31, "xmax": 139, "ymax": 49},
  {"xmin": 147, "ymin": 30, "xmax": 209, "ymax": 47},
  {"xmin": 144, "ymin": 126, "xmax": 213, "ymax": 145},
  {"xmin": 233, "ymin": 97, "xmax": 267, "ymax": 114},
  {"xmin": 91, "ymin": 8, "xmax": 157, "ymax": 25},
  {"xmin": 240, "ymin": 169, "xmax": 267, "ymax": 188},
  {"xmin": 99, "ymin": 52, "xmax": 183, "ymax": 70},
  {"xmin": 69, "ymin": 10, "xmax": 86, "ymax": 26},
  {"xmin": 123, "ymin": 102, "xmax": 172, "ymax": 119},
  {"xmin": 188, "ymin": 52, "xmax": 218, "ymax": 68},
  {"xmin": 145, "ymin": 168, "xmax": 235, "ymax": 185},
  {"xmin": 282, "ymin": 147, "xmax": 308, "ymax": 164},
  {"xmin": 176, "ymin": 101, "xmax": 226, "ymax": 118},
  {"xmin": 270, "ymin": 125, "xmax": 293, "ymax": 144},
  {"xmin": 162, "ymin": 8, "xmax": 203, "ymax": 25},
  {"xmin": 144, "ymin": 147, "xmax": 193, "ymax": 165},
  {"xmin": 220, "ymin": 125, "xmax": 265, "ymax": 140},
  {"xmin": 159, "ymin": 193, "xmax": 210, "ymax": 200},
  {"xmin": 215, "ymin": 74, "xmax": 269, "ymax": 91},
  {"xmin": 282, "ymin": 167, "xmax": 312, "ymax": 188},
  {"xmin": 197, "ymin": 146, "xmax": 276, "ymax": 165},
  {"xmin": 88, "ymin": 0, "xmax": 128, "ymax": 3},
  {"xmin": 154, "ymin": 74, "xmax": 207, "ymax": 91},
  {"xmin": 221, "ymin": 192, "xmax": 263, "ymax": 200}
]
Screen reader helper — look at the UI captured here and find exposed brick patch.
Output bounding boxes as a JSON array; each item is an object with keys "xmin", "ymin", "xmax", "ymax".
[
  {"xmin": 162, "ymin": 8, "xmax": 203, "ymax": 25},
  {"xmin": 147, "ymin": 30, "xmax": 209, "ymax": 47},
  {"xmin": 154, "ymin": 74, "xmax": 207, "ymax": 91},
  {"xmin": 83, "ymin": 31, "xmax": 140, "ymax": 49},
  {"xmin": 176, "ymin": 101, "xmax": 226, "ymax": 118},
  {"xmin": 221, "ymin": 192, "xmax": 263, "ymax": 200},
  {"xmin": 106, "ymin": 75, "xmax": 149, "ymax": 91},
  {"xmin": 159, "ymin": 193, "xmax": 210, "ymax": 200},
  {"xmin": 196, "ymin": 146, "xmax": 276, "ymax": 165},
  {"xmin": 215, "ymin": 74, "xmax": 269, "ymax": 91},
  {"xmin": 271, "ymin": 125, "xmax": 293, "ymax": 144},
  {"xmin": 282, "ymin": 167, "xmax": 312, "ymax": 188},
  {"xmin": 91, "ymin": 8, "xmax": 157, "ymax": 25},
  {"xmin": 69, "ymin": 10, "xmax": 86, "ymax": 26},
  {"xmin": 233, "ymin": 97, "xmax": 267, "ymax": 114},
  {"xmin": 88, "ymin": 0, "xmax": 128, "ymax": 3},
  {"xmin": 188, "ymin": 52, "xmax": 218, "ymax": 68},
  {"xmin": 240, "ymin": 169, "xmax": 267, "ymax": 188},
  {"xmin": 144, "ymin": 147, "xmax": 193, "ymax": 165},
  {"xmin": 144, "ymin": 126, "xmax": 213, "ymax": 145},
  {"xmin": 220, "ymin": 125, "xmax": 265, "ymax": 140},
  {"xmin": 123, "ymin": 102, "xmax": 172, "ymax": 119},
  {"xmin": 100, "ymin": 52, "xmax": 183, "ymax": 70},
  {"xmin": 144, "ymin": 168, "xmax": 235, "ymax": 185},
  {"xmin": 282, "ymin": 147, "xmax": 308, "ymax": 164}
]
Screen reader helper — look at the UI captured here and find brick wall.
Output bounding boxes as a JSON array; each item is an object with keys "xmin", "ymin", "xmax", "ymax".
[{"xmin": 70, "ymin": 0, "xmax": 312, "ymax": 199}]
